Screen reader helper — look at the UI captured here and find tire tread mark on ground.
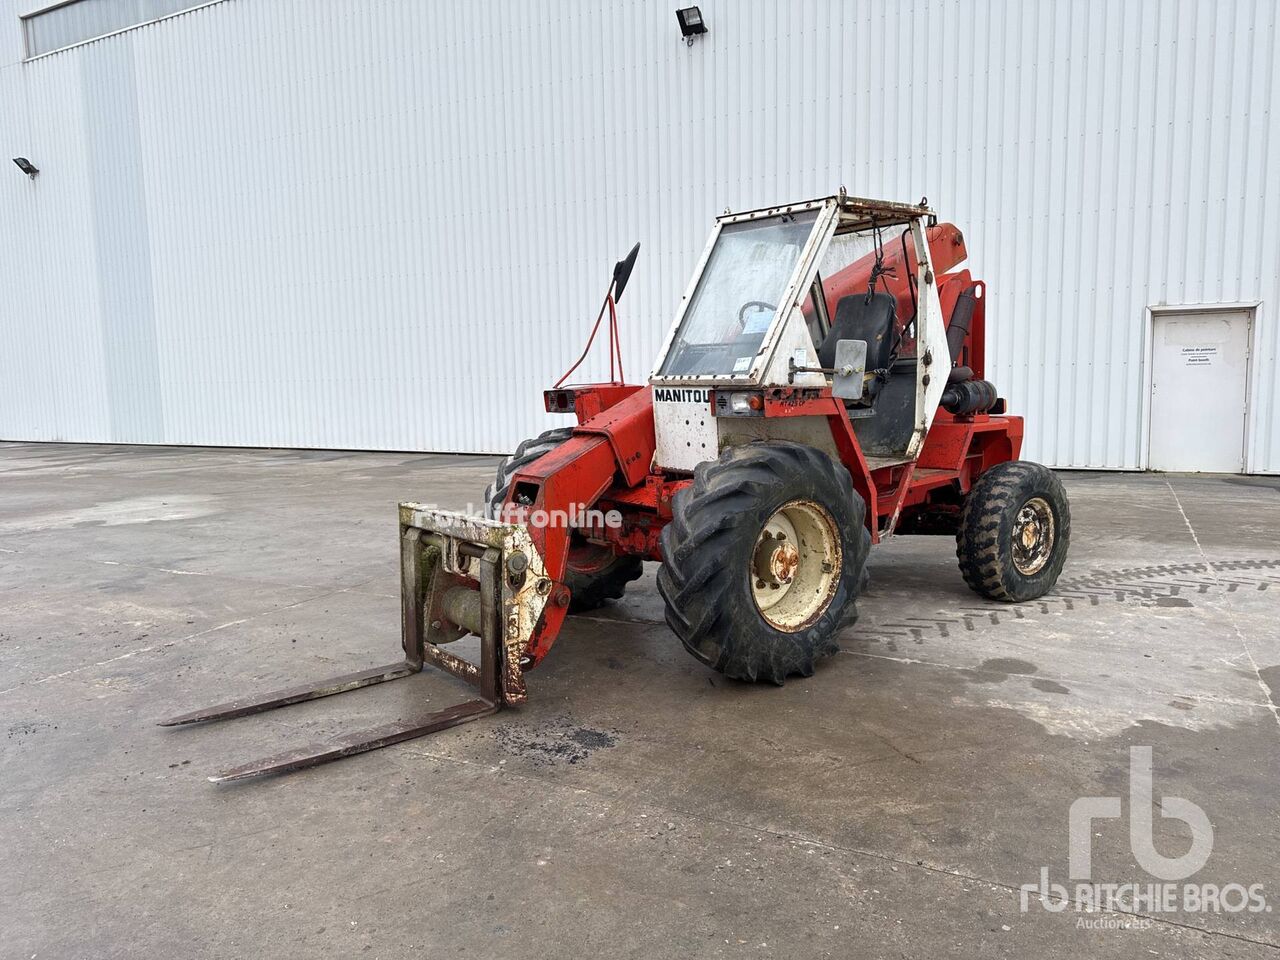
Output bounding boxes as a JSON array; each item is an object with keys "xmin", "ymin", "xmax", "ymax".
[{"xmin": 853, "ymin": 558, "xmax": 1280, "ymax": 646}]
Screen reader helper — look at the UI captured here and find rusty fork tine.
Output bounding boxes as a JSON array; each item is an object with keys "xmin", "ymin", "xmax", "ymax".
[
  {"xmin": 209, "ymin": 699, "xmax": 498, "ymax": 783},
  {"xmin": 157, "ymin": 662, "xmax": 417, "ymax": 727}
]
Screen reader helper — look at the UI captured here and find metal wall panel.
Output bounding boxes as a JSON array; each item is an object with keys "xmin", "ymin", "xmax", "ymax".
[{"xmin": 1, "ymin": 0, "xmax": 1277, "ymax": 468}]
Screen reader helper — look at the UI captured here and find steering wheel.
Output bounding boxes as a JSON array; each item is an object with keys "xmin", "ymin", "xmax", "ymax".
[{"xmin": 737, "ymin": 300, "xmax": 777, "ymax": 328}]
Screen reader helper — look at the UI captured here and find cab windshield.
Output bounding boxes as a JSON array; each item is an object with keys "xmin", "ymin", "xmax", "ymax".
[{"xmin": 658, "ymin": 210, "xmax": 818, "ymax": 377}]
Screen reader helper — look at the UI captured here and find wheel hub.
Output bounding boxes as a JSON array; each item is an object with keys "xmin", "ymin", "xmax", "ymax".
[
  {"xmin": 1012, "ymin": 496, "xmax": 1055, "ymax": 575},
  {"xmin": 750, "ymin": 500, "xmax": 842, "ymax": 632},
  {"xmin": 754, "ymin": 534, "xmax": 800, "ymax": 585}
]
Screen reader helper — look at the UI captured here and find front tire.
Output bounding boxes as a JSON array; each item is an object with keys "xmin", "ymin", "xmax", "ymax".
[
  {"xmin": 956, "ymin": 460, "xmax": 1070, "ymax": 601},
  {"xmin": 658, "ymin": 441, "xmax": 870, "ymax": 684},
  {"xmin": 486, "ymin": 427, "xmax": 642, "ymax": 611}
]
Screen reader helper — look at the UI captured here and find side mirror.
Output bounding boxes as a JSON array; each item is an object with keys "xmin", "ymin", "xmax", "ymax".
[
  {"xmin": 831, "ymin": 339, "xmax": 867, "ymax": 400},
  {"xmin": 612, "ymin": 242, "xmax": 641, "ymax": 302}
]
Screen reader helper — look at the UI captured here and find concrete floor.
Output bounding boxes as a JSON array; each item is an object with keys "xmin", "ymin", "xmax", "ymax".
[{"xmin": 1, "ymin": 442, "xmax": 1278, "ymax": 959}]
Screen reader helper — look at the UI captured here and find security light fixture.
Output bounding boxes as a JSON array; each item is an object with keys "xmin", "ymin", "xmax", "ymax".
[
  {"xmin": 13, "ymin": 157, "xmax": 38, "ymax": 179},
  {"xmin": 676, "ymin": 6, "xmax": 707, "ymax": 44}
]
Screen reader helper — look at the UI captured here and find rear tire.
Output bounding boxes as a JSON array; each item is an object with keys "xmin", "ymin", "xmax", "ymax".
[
  {"xmin": 658, "ymin": 441, "xmax": 870, "ymax": 684},
  {"xmin": 956, "ymin": 460, "xmax": 1070, "ymax": 601},
  {"xmin": 486, "ymin": 427, "xmax": 642, "ymax": 611}
]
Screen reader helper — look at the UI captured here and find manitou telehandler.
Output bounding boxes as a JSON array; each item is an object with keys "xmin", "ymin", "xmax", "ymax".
[{"xmin": 165, "ymin": 193, "xmax": 1070, "ymax": 781}]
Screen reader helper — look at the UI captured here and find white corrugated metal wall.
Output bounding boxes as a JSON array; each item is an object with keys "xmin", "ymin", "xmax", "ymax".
[{"xmin": 1, "ymin": 0, "xmax": 1277, "ymax": 469}]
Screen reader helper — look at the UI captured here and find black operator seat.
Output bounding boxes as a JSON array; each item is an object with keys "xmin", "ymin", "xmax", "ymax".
[{"xmin": 818, "ymin": 291, "xmax": 897, "ymax": 371}]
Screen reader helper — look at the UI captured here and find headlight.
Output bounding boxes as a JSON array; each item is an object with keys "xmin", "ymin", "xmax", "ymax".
[
  {"xmin": 543, "ymin": 389, "xmax": 576, "ymax": 413},
  {"xmin": 713, "ymin": 391, "xmax": 764, "ymax": 418}
]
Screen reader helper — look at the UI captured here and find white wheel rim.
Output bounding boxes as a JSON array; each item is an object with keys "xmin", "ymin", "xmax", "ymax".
[
  {"xmin": 750, "ymin": 499, "xmax": 842, "ymax": 631},
  {"xmin": 1012, "ymin": 496, "xmax": 1055, "ymax": 575}
]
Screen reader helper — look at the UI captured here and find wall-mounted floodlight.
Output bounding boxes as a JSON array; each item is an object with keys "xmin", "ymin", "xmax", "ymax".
[
  {"xmin": 13, "ymin": 157, "xmax": 39, "ymax": 180},
  {"xmin": 676, "ymin": 6, "xmax": 707, "ymax": 44}
]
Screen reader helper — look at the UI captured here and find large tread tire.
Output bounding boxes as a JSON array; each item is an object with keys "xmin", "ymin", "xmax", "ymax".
[
  {"xmin": 485, "ymin": 427, "xmax": 642, "ymax": 612},
  {"xmin": 956, "ymin": 460, "xmax": 1070, "ymax": 602},
  {"xmin": 657, "ymin": 441, "xmax": 870, "ymax": 685}
]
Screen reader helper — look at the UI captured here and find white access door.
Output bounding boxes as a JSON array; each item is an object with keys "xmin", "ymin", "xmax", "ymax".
[{"xmin": 1148, "ymin": 310, "xmax": 1250, "ymax": 473}]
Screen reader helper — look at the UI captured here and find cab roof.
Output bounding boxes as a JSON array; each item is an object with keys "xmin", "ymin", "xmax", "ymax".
[{"xmin": 717, "ymin": 193, "xmax": 936, "ymax": 231}]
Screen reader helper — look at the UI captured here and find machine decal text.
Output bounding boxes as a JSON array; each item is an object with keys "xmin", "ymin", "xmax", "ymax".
[{"xmin": 655, "ymin": 388, "xmax": 710, "ymax": 403}]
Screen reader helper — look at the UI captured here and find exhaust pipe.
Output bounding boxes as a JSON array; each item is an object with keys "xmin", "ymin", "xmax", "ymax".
[{"xmin": 946, "ymin": 285, "xmax": 979, "ymax": 363}]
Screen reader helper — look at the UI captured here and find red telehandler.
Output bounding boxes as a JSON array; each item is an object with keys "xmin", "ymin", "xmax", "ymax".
[{"xmin": 165, "ymin": 193, "xmax": 1070, "ymax": 781}]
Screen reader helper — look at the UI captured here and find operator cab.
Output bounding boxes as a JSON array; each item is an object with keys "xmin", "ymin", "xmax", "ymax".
[
  {"xmin": 655, "ymin": 209, "xmax": 918, "ymax": 387},
  {"xmin": 656, "ymin": 210, "xmax": 820, "ymax": 379},
  {"xmin": 650, "ymin": 194, "xmax": 952, "ymax": 470},
  {"xmin": 650, "ymin": 193, "xmax": 952, "ymax": 471}
]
